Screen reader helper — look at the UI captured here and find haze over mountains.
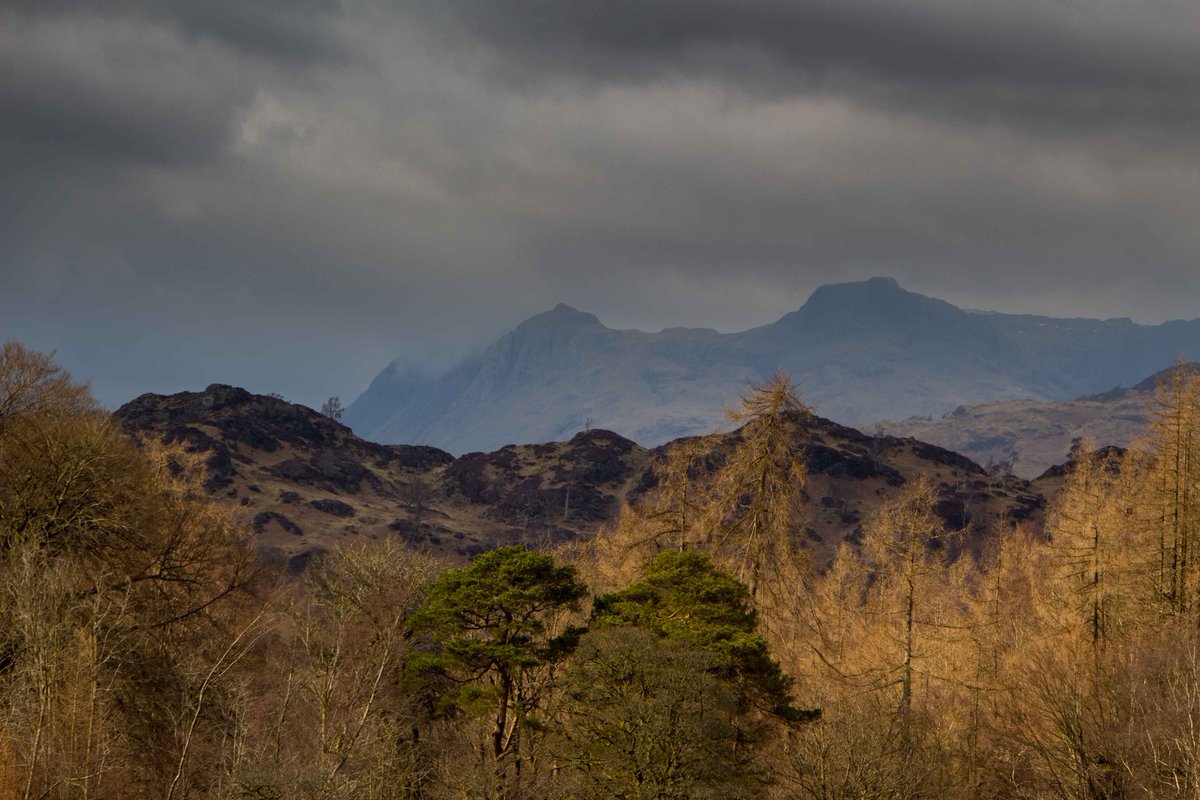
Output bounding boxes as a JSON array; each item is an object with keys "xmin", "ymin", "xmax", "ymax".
[{"xmin": 346, "ymin": 278, "xmax": 1200, "ymax": 455}]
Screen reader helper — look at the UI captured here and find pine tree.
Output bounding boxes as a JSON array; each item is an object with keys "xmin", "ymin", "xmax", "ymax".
[{"xmin": 407, "ymin": 546, "xmax": 586, "ymax": 792}]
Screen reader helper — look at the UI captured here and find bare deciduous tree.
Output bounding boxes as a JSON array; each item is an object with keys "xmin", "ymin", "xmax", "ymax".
[{"xmin": 320, "ymin": 396, "xmax": 345, "ymax": 422}]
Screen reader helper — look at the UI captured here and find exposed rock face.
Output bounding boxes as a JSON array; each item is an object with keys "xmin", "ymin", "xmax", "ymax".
[
  {"xmin": 117, "ymin": 383, "xmax": 1060, "ymax": 569},
  {"xmin": 310, "ymin": 498, "xmax": 356, "ymax": 518},
  {"xmin": 345, "ymin": 278, "xmax": 1200, "ymax": 455},
  {"xmin": 116, "ymin": 385, "xmax": 455, "ymax": 562},
  {"xmin": 253, "ymin": 511, "xmax": 303, "ymax": 536}
]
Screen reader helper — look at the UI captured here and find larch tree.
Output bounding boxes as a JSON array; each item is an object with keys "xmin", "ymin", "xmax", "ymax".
[
  {"xmin": 582, "ymin": 372, "xmax": 813, "ymax": 631},
  {"xmin": 1144, "ymin": 364, "xmax": 1200, "ymax": 618},
  {"xmin": 859, "ymin": 474, "xmax": 951, "ymax": 730},
  {"xmin": 702, "ymin": 370, "xmax": 812, "ymax": 605},
  {"xmin": 644, "ymin": 435, "xmax": 714, "ymax": 553},
  {"xmin": 1046, "ymin": 444, "xmax": 1136, "ymax": 652}
]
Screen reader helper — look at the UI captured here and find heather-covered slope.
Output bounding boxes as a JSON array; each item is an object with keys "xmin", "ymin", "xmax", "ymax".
[
  {"xmin": 880, "ymin": 363, "xmax": 1200, "ymax": 479},
  {"xmin": 118, "ymin": 383, "xmax": 1049, "ymax": 570}
]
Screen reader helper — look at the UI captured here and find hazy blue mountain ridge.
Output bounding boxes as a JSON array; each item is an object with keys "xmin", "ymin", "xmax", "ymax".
[{"xmin": 345, "ymin": 278, "xmax": 1200, "ymax": 453}]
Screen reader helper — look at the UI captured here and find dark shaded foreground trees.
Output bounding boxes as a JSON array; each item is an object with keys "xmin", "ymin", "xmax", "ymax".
[
  {"xmin": 555, "ymin": 628, "xmax": 755, "ymax": 800},
  {"xmin": 0, "ymin": 337, "xmax": 440, "ymax": 798},
  {"xmin": 552, "ymin": 550, "xmax": 817, "ymax": 800},
  {"xmin": 0, "ymin": 342, "xmax": 261, "ymax": 798}
]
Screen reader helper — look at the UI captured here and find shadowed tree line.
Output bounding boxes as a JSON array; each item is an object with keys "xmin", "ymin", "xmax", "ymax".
[{"xmin": 4, "ymin": 343, "xmax": 1200, "ymax": 799}]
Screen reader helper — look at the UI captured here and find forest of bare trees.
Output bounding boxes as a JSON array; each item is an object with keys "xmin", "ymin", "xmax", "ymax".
[{"xmin": 4, "ymin": 342, "xmax": 1200, "ymax": 799}]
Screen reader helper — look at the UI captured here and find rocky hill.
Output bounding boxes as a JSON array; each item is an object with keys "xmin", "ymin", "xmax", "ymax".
[
  {"xmin": 345, "ymin": 277, "xmax": 1200, "ymax": 454},
  {"xmin": 879, "ymin": 363, "xmax": 1200, "ymax": 479},
  {"xmin": 117, "ymin": 384, "xmax": 1057, "ymax": 570}
]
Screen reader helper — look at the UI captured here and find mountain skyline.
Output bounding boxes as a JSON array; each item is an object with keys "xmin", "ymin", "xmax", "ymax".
[
  {"xmin": 6, "ymin": 270, "xmax": 1195, "ymax": 417},
  {"xmin": 5, "ymin": 1, "xmax": 1200, "ymax": 412},
  {"xmin": 346, "ymin": 277, "xmax": 1200, "ymax": 454}
]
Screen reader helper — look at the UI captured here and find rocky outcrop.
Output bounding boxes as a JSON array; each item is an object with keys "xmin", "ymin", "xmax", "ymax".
[{"xmin": 118, "ymin": 382, "xmax": 1060, "ymax": 569}]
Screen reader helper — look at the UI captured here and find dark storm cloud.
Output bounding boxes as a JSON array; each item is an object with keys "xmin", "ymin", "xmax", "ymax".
[
  {"xmin": 0, "ymin": 0, "xmax": 344, "ymax": 174},
  {"xmin": 415, "ymin": 0, "xmax": 1200, "ymax": 136},
  {"xmin": 1, "ymin": 0, "xmax": 1198, "ymax": 412},
  {"xmin": 6, "ymin": 0, "xmax": 347, "ymax": 64},
  {"xmin": 2, "ymin": 51, "xmax": 234, "ymax": 169},
  {"xmin": 147, "ymin": 0, "xmax": 347, "ymax": 63}
]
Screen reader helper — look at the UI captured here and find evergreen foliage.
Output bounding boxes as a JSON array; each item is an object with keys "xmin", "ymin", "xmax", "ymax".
[
  {"xmin": 594, "ymin": 550, "xmax": 817, "ymax": 722},
  {"xmin": 556, "ymin": 627, "xmax": 759, "ymax": 800},
  {"xmin": 407, "ymin": 545, "xmax": 586, "ymax": 788}
]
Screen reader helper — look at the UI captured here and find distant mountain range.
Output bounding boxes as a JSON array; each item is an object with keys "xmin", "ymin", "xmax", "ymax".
[{"xmin": 346, "ymin": 277, "xmax": 1200, "ymax": 454}]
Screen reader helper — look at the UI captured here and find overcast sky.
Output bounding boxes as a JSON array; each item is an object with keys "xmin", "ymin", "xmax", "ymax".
[{"xmin": 3, "ymin": 0, "xmax": 1199, "ymax": 409}]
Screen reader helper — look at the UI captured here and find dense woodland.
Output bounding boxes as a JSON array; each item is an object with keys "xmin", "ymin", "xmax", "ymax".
[{"xmin": 3, "ymin": 341, "xmax": 1200, "ymax": 799}]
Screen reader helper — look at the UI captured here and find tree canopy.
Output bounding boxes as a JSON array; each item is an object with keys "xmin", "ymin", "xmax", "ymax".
[
  {"xmin": 408, "ymin": 545, "xmax": 587, "ymax": 785},
  {"xmin": 594, "ymin": 549, "xmax": 817, "ymax": 722}
]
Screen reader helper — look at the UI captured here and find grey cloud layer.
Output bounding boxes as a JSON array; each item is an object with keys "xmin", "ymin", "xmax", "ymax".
[
  {"xmin": 2, "ymin": 0, "xmax": 1197, "ymax": 411},
  {"xmin": 417, "ymin": 0, "xmax": 1200, "ymax": 135}
]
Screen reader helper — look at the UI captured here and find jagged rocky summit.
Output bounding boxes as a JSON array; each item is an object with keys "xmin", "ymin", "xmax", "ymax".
[{"xmin": 345, "ymin": 277, "xmax": 1200, "ymax": 455}]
